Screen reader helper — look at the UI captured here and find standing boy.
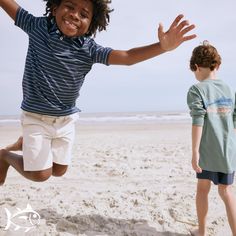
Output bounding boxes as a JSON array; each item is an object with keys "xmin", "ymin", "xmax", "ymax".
[{"xmin": 187, "ymin": 41, "xmax": 236, "ymax": 236}]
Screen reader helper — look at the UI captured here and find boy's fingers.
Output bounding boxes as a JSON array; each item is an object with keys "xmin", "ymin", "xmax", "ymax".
[
  {"xmin": 158, "ymin": 23, "xmax": 164, "ymax": 37},
  {"xmin": 176, "ymin": 20, "xmax": 189, "ymax": 32},
  {"xmin": 196, "ymin": 166, "xmax": 202, "ymax": 173},
  {"xmin": 183, "ymin": 34, "xmax": 197, "ymax": 42},
  {"xmin": 169, "ymin": 14, "xmax": 184, "ymax": 29},
  {"xmin": 180, "ymin": 24, "xmax": 196, "ymax": 35}
]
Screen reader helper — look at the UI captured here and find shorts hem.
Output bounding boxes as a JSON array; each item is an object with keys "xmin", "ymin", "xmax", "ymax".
[
  {"xmin": 197, "ymin": 170, "xmax": 235, "ymax": 185},
  {"xmin": 23, "ymin": 165, "xmax": 53, "ymax": 172}
]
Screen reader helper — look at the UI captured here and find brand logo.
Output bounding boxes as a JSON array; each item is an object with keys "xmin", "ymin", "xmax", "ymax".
[{"xmin": 4, "ymin": 204, "xmax": 40, "ymax": 232}]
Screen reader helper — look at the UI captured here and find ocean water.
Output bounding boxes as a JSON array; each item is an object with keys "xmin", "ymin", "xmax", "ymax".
[{"xmin": 0, "ymin": 111, "xmax": 191, "ymax": 125}]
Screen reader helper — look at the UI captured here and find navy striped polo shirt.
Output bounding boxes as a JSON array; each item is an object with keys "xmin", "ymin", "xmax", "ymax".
[{"xmin": 15, "ymin": 8, "xmax": 113, "ymax": 116}]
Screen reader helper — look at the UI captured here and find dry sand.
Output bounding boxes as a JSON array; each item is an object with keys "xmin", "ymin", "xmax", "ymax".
[{"xmin": 0, "ymin": 120, "xmax": 234, "ymax": 236}]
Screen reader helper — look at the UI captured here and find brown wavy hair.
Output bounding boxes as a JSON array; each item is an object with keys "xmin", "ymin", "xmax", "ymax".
[
  {"xmin": 190, "ymin": 41, "xmax": 222, "ymax": 71},
  {"xmin": 43, "ymin": 0, "xmax": 113, "ymax": 37}
]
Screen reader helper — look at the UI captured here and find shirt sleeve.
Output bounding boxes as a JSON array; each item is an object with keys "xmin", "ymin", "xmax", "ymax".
[
  {"xmin": 233, "ymin": 93, "xmax": 236, "ymax": 128},
  {"xmin": 15, "ymin": 7, "xmax": 37, "ymax": 34},
  {"xmin": 187, "ymin": 85, "xmax": 206, "ymax": 126},
  {"xmin": 87, "ymin": 38, "xmax": 113, "ymax": 65}
]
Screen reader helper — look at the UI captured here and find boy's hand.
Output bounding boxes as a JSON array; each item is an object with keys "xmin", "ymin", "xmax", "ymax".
[
  {"xmin": 158, "ymin": 14, "xmax": 196, "ymax": 52},
  {"xmin": 192, "ymin": 153, "xmax": 202, "ymax": 173}
]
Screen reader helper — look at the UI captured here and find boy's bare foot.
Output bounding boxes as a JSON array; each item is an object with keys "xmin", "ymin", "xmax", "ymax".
[
  {"xmin": 190, "ymin": 229, "xmax": 205, "ymax": 236},
  {"xmin": 0, "ymin": 150, "xmax": 10, "ymax": 185},
  {"xmin": 5, "ymin": 136, "xmax": 23, "ymax": 152}
]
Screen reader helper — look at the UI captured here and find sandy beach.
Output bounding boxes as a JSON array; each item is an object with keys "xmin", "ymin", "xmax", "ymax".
[{"xmin": 0, "ymin": 115, "xmax": 234, "ymax": 236}]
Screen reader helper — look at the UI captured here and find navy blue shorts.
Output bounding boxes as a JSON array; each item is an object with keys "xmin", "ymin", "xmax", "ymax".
[{"xmin": 197, "ymin": 170, "xmax": 235, "ymax": 185}]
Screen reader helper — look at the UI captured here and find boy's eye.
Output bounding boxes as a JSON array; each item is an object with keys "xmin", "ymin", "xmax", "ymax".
[
  {"xmin": 65, "ymin": 4, "xmax": 74, "ymax": 10},
  {"xmin": 80, "ymin": 12, "xmax": 88, "ymax": 19}
]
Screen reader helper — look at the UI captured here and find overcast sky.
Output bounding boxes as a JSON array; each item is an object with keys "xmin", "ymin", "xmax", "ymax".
[{"xmin": 0, "ymin": 0, "xmax": 236, "ymax": 115}]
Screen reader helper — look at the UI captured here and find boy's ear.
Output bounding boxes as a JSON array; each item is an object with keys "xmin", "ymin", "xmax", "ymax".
[
  {"xmin": 195, "ymin": 64, "xmax": 199, "ymax": 71},
  {"xmin": 52, "ymin": 5, "xmax": 57, "ymax": 16}
]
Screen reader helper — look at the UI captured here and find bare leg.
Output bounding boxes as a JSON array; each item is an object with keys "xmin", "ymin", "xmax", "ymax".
[
  {"xmin": 0, "ymin": 150, "xmax": 10, "ymax": 185},
  {"xmin": 0, "ymin": 149, "xmax": 52, "ymax": 185},
  {"xmin": 218, "ymin": 184, "xmax": 236, "ymax": 236},
  {"xmin": 5, "ymin": 136, "xmax": 23, "ymax": 152},
  {"xmin": 52, "ymin": 163, "xmax": 68, "ymax": 177},
  {"xmin": 191, "ymin": 179, "xmax": 211, "ymax": 236},
  {"xmin": 190, "ymin": 229, "xmax": 202, "ymax": 236}
]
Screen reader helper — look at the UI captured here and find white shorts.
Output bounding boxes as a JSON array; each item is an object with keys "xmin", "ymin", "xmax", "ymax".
[{"xmin": 21, "ymin": 111, "xmax": 78, "ymax": 171}]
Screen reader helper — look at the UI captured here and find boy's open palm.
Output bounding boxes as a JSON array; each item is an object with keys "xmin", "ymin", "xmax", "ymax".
[{"xmin": 158, "ymin": 14, "xmax": 196, "ymax": 51}]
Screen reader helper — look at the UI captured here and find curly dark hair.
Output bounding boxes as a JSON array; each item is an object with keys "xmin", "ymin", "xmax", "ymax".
[
  {"xmin": 43, "ymin": 0, "xmax": 113, "ymax": 37},
  {"xmin": 190, "ymin": 41, "xmax": 222, "ymax": 71}
]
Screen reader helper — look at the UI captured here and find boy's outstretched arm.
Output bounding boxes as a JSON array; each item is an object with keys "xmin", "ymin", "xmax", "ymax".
[
  {"xmin": 108, "ymin": 14, "xmax": 196, "ymax": 65},
  {"xmin": 0, "ymin": 0, "xmax": 20, "ymax": 21}
]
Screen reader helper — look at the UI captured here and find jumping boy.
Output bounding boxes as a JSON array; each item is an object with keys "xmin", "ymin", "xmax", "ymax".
[{"xmin": 0, "ymin": 0, "xmax": 196, "ymax": 185}]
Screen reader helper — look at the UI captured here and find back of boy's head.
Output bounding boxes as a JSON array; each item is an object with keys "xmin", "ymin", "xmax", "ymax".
[
  {"xmin": 43, "ymin": 0, "xmax": 113, "ymax": 37},
  {"xmin": 190, "ymin": 40, "xmax": 222, "ymax": 71}
]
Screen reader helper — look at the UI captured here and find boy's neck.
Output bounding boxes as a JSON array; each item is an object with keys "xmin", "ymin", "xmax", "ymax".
[{"xmin": 198, "ymin": 68, "xmax": 217, "ymax": 81}]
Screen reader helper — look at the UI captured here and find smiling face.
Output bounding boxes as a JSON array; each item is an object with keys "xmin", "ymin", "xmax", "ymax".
[{"xmin": 52, "ymin": 0, "xmax": 94, "ymax": 38}]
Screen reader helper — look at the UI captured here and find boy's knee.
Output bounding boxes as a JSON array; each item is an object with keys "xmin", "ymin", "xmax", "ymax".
[
  {"xmin": 218, "ymin": 185, "xmax": 232, "ymax": 199},
  {"xmin": 0, "ymin": 149, "xmax": 7, "ymax": 158},
  {"xmin": 197, "ymin": 182, "xmax": 211, "ymax": 195},
  {"xmin": 52, "ymin": 164, "xmax": 68, "ymax": 177},
  {"xmin": 0, "ymin": 149, "xmax": 4, "ymax": 158},
  {"xmin": 30, "ymin": 170, "xmax": 52, "ymax": 182}
]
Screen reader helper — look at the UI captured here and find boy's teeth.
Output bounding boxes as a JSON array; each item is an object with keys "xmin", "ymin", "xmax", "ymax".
[{"xmin": 65, "ymin": 21, "xmax": 77, "ymax": 29}]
